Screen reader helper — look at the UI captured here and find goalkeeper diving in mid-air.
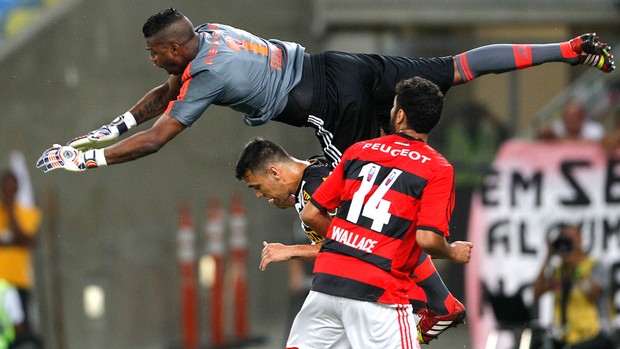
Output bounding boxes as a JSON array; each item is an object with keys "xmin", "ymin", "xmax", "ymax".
[{"xmin": 37, "ymin": 8, "xmax": 615, "ymax": 172}]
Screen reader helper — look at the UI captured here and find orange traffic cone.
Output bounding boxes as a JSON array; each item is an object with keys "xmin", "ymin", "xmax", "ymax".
[
  {"xmin": 177, "ymin": 203, "xmax": 198, "ymax": 349},
  {"xmin": 205, "ymin": 198, "xmax": 226, "ymax": 346},
  {"xmin": 229, "ymin": 192, "xmax": 249, "ymax": 340}
]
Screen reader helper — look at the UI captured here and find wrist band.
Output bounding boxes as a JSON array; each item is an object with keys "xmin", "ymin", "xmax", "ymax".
[
  {"xmin": 94, "ymin": 148, "xmax": 107, "ymax": 167},
  {"xmin": 122, "ymin": 111, "xmax": 137, "ymax": 128},
  {"xmin": 82, "ymin": 149, "xmax": 107, "ymax": 169},
  {"xmin": 116, "ymin": 111, "xmax": 137, "ymax": 134}
]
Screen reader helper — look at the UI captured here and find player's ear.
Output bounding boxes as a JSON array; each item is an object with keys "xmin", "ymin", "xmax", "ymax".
[
  {"xmin": 268, "ymin": 165, "xmax": 280, "ymax": 179},
  {"xmin": 396, "ymin": 109, "xmax": 407, "ymax": 129}
]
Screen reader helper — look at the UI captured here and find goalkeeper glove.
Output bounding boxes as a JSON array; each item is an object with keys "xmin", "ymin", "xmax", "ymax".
[
  {"xmin": 36, "ymin": 145, "xmax": 106, "ymax": 173},
  {"xmin": 67, "ymin": 111, "xmax": 137, "ymax": 150}
]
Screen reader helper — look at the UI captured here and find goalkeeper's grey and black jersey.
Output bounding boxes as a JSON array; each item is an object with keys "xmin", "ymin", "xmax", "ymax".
[
  {"xmin": 165, "ymin": 23, "xmax": 455, "ymax": 168},
  {"xmin": 165, "ymin": 23, "xmax": 305, "ymax": 127}
]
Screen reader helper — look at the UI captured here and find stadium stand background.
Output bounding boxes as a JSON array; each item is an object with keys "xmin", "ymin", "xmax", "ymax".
[
  {"xmin": 0, "ymin": 1, "xmax": 618, "ymax": 348},
  {"xmin": 0, "ymin": 0, "xmax": 61, "ymax": 40}
]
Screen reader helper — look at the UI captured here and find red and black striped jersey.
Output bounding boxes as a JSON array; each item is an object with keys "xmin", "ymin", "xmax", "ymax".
[{"xmin": 309, "ymin": 133, "xmax": 455, "ymax": 304}]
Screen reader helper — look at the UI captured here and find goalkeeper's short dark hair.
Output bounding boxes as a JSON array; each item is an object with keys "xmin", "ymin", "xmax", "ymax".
[{"xmin": 143, "ymin": 8, "xmax": 185, "ymax": 38}]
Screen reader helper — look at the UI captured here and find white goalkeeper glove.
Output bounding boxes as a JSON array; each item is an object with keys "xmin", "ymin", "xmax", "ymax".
[
  {"xmin": 36, "ymin": 144, "xmax": 106, "ymax": 173},
  {"xmin": 67, "ymin": 111, "xmax": 137, "ymax": 150}
]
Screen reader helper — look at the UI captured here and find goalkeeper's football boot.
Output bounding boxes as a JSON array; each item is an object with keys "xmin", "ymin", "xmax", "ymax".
[{"xmin": 569, "ymin": 33, "xmax": 615, "ymax": 73}]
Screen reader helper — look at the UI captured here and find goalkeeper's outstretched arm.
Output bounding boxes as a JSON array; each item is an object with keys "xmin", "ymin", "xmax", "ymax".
[
  {"xmin": 36, "ymin": 114, "xmax": 186, "ymax": 172},
  {"xmin": 103, "ymin": 113, "xmax": 185, "ymax": 165},
  {"xmin": 130, "ymin": 74, "xmax": 183, "ymax": 125}
]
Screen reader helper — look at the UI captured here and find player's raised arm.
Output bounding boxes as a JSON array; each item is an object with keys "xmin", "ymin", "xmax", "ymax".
[
  {"xmin": 66, "ymin": 74, "xmax": 183, "ymax": 151},
  {"xmin": 36, "ymin": 113, "xmax": 186, "ymax": 173}
]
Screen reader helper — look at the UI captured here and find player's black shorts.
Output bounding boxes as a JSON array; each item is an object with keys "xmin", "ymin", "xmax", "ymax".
[{"xmin": 275, "ymin": 51, "xmax": 454, "ymax": 168}]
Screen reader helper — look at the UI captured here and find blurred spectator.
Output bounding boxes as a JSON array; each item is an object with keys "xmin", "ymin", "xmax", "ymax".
[
  {"xmin": 0, "ymin": 170, "xmax": 41, "ymax": 348},
  {"xmin": 537, "ymin": 99, "xmax": 605, "ymax": 141},
  {"xmin": 533, "ymin": 224, "xmax": 614, "ymax": 349},
  {"xmin": 0, "ymin": 278, "xmax": 23, "ymax": 349}
]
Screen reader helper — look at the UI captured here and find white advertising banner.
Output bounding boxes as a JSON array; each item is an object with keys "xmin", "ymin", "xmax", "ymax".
[{"xmin": 465, "ymin": 139, "xmax": 620, "ymax": 349}]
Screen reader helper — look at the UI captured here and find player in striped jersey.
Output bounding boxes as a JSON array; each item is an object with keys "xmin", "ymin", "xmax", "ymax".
[
  {"xmin": 38, "ymin": 8, "xmax": 613, "ymax": 172},
  {"xmin": 294, "ymin": 77, "xmax": 473, "ymax": 348},
  {"xmin": 235, "ymin": 136, "xmax": 467, "ymax": 345},
  {"xmin": 235, "ymin": 139, "xmax": 460, "ymax": 345}
]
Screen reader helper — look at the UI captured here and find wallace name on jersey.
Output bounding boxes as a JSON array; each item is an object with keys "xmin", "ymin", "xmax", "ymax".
[{"xmin": 331, "ymin": 225, "xmax": 378, "ymax": 253}]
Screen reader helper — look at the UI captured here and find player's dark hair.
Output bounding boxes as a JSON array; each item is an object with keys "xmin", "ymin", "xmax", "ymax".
[
  {"xmin": 235, "ymin": 137, "xmax": 291, "ymax": 180},
  {"xmin": 395, "ymin": 77, "xmax": 444, "ymax": 134},
  {"xmin": 143, "ymin": 8, "xmax": 185, "ymax": 38}
]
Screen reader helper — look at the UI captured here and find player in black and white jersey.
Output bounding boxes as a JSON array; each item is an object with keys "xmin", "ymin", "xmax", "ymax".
[
  {"xmin": 234, "ymin": 140, "xmax": 330, "ymax": 268},
  {"xmin": 37, "ymin": 8, "xmax": 614, "ymax": 172},
  {"xmin": 293, "ymin": 155, "xmax": 332, "ymax": 245}
]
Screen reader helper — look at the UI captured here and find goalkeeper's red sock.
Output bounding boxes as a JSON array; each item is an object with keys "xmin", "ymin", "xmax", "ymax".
[{"xmin": 455, "ymin": 41, "xmax": 579, "ymax": 83}]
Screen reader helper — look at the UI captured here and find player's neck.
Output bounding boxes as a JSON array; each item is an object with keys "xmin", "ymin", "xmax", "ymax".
[
  {"xmin": 288, "ymin": 159, "xmax": 311, "ymax": 192},
  {"xmin": 399, "ymin": 129, "xmax": 428, "ymax": 143}
]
